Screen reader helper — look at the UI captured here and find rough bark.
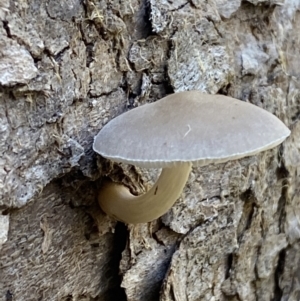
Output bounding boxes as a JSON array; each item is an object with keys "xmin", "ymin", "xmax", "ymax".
[{"xmin": 0, "ymin": 0, "xmax": 300, "ymax": 301}]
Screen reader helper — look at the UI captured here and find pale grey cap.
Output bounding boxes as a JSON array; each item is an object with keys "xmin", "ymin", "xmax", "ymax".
[{"xmin": 93, "ymin": 91, "xmax": 290, "ymax": 168}]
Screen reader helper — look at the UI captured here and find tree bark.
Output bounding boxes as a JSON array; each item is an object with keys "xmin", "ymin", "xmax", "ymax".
[{"xmin": 0, "ymin": 0, "xmax": 299, "ymax": 301}]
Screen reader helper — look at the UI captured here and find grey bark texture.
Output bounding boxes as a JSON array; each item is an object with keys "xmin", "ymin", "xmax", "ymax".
[{"xmin": 0, "ymin": 0, "xmax": 299, "ymax": 300}]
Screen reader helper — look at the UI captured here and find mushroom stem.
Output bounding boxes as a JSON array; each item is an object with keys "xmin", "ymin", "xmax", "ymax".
[{"xmin": 98, "ymin": 162, "xmax": 192, "ymax": 224}]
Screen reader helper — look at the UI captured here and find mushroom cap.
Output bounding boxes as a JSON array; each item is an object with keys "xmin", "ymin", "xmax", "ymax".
[{"xmin": 93, "ymin": 91, "xmax": 290, "ymax": 168}]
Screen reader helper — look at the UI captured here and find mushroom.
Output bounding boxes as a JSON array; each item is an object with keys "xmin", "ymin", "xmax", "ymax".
[{"xmin": 93, "ymin": 91, "xmax": 290, "ymax": 224}]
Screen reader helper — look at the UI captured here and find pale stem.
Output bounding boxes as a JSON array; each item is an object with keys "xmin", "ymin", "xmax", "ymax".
[{"xmin": 98, "ymin": 162, "xmax": 192, "ymax": 224}]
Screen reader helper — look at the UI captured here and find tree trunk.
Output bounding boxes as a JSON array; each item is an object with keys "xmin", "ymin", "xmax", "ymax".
[{"xmin": 0, "ymin": 0, "xmax": 299, "ymax": 300}]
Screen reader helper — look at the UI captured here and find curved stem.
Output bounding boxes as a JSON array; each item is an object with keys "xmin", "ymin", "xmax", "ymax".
[{"xmin": 98, "ymin": 162, "xmax": 192, "ymax": 224}]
